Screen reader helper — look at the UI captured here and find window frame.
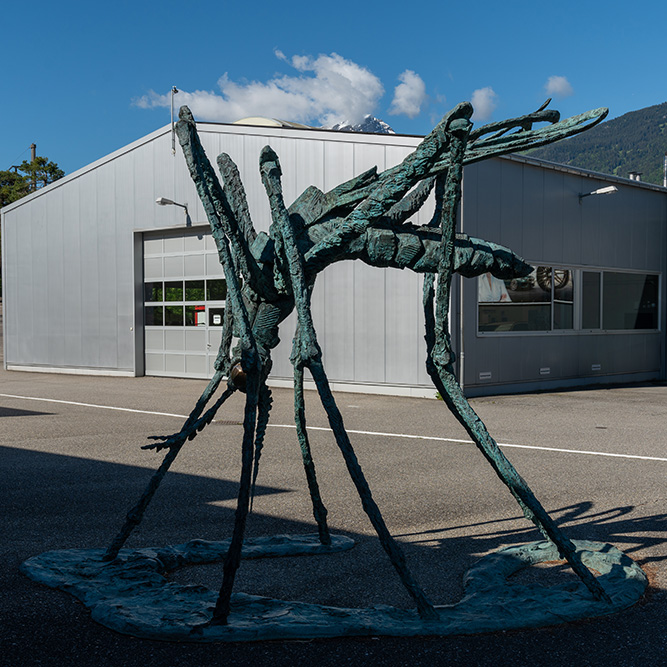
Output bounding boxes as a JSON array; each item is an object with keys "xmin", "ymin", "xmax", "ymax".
[
  {"xmin": 143, "ymin": 277, "xmax": 227, "ymax": 329},
  {"xmin": 477, "ymin": 265, "xmax": 661, "ymax": 336}
]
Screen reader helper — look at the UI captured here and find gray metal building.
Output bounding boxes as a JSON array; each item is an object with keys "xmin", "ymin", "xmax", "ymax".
[{"xmin": 2, "ymin": 120, "xmax": 666, "ymax": 396}]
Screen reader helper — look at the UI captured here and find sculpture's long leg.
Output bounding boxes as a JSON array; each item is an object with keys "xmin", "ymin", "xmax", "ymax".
[
  {"xmin": 425, "ymin": 110, "xmax": 610, "ymax": 603},
  {"xmin": 307, "ymin": 357, "xmax": 438, "ymax": 619},
  {"xmin": 176, "ymin": 107, "xmax": 273, "ymax": 301},
  {"xmin": 105, "ymin": 255, "xmax": 240, "ymax": 561},
  {"xmin": 259, "ymin": 145, "xmax": 436, "ymax": 620},
  {"xmin": 211, "ymin": 368, "xmax": 262, "ymax": 624},
  {"xmin": 424, "ymin": 323, "xmax": 609, "ymax": 603},
  {"xmin": 250, "ymin": 382, "xmax": 273, "ymax": 509},
  {"xmin": 293, "ymin": 360, "xmax": 331, "ymax": 545},
  {"xmin": 423, "ymin": 276, "xmax": 547, "ymax": 540},
  {"xmin": 103, "ymin": 375, "xmax": 233, "ymax": 560}
]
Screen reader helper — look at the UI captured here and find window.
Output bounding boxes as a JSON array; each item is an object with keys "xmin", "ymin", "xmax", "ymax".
[
  {"xmin": 185, "ymin": 280, "xmax": 205, "ymax": 301},
  {"xmin": 207, "ymin": 279, "xmax": 227, "ymax": 301},
  {"xmin": 144, "ymin": 278, "xmax": 227, "ymax": 328},
  {"xmin": 603, "ymin": 272, "xmax": 659, "ymax": 330},
  {"xmin": 478, "ymin": 266, "xmax": 659, "ymax": 334},
  {"xmin": 581, "ymin": 272, "xmax": 601, "ymax": 329},
  {"xmin": 478, "ymin": 266, "xmax": 572, "ymax": 332}
]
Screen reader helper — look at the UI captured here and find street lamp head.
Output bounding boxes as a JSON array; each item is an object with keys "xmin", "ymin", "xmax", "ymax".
[
  {"xmin": 579, "ymin": 185, "xmax": 619, "ymax": 203},
  {"xmin": 589, "ymin": 186, "xmax": 618, "ymax": 196},
  {"xmin": 155, "ymin": 197, "xmax": 176, "ymax": 206}
]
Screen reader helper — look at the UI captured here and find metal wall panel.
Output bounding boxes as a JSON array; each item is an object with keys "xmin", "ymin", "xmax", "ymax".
[
  {"xmin": 385, "ymin": 267, "xmax": 425, "ymax": 385},
  {"xmin": 542, "ymin": 170, "xmax": 566, "ymax": 263},
  {"xmin": 2, "ymin": 131, "xmax": 172, "ymax": 373},
  {"xmin": 462, "ymin": 156, "xmax": 667, "ymax": 394},
  {"xmin": 79, "ymin": 168, "xmax": 101, "ymax": 368},
  {"xmin": 321, "ymin": 262, "xmax": 355, "ymax": 382},
  {"xmin": 497, "ymin": 160, "xmax": 524, "ymax": 255},
  {"xmin": 62, "ymin": 182, "xmax": 83, "ymax": 365},
  {"xmin": 5, "ymin": 118, "xmax": 663, "ymax": 396},
  {"xmin": 519, "ymin": 165, "xmax": 545, "ymax": 261},
  {"xmin": 46, "ymin": 187, "xmax": 65, "ymax": 365}
]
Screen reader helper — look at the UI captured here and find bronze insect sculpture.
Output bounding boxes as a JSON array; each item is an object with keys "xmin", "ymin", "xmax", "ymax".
[{"xmin": 103, "ymin": 100, "xmax": 611, "ymax": 625}]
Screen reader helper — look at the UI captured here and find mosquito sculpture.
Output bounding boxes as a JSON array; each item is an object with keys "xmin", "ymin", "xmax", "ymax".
[{"xmin": 103, "ymin": 100, "xmax": 611, "ymax": 625}]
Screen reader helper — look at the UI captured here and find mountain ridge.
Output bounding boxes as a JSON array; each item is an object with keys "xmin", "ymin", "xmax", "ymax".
[
  {"xmin": 329, "ymin": 115, "xmax": 395, "ymax": 134},
  {"xmin": 526, "ymin": 102, "xmax": 667, "ymax": 186}
]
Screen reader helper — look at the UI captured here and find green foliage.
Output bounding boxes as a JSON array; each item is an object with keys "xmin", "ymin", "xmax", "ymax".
[
  {"xmin": 526, "ymin": 101, "xmax": 667, "ymax": 186},
  {"xmin": 0, "ymin": 169, "xmax": 29, "ymax": 208},
  {"xmin": 17, "ymin": 156, "xmax": 65, "ymax": 192},
  {"xmin": 0, "ymin": 156, "xmax": 64, "ymax": 208}
]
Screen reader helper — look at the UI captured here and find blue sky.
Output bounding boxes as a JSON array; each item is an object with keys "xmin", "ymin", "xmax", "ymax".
[{"xmin": 3, "ymin": 0, "xmax": 666, "ymax": 176}]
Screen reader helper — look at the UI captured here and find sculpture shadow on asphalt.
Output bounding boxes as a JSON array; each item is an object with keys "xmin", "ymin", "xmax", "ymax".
[
  {"xmin": 10, "ymin": 445, "xmax": 649, "ymax": 640},
  {"xmin": 395, "ymin": 500, "xmax": 667, "ymax": 587}
]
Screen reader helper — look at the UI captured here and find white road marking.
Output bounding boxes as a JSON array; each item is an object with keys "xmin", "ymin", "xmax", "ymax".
[
  {"xmin": 0, "ymin": 393, "xmax": 189, "ymax": 419},
  {"xmin": 270, "ymin": 424, "xmax": 667, "ymax": 462},
  {"xmin": 2, "ymin": 392, "xmax": 667, "ymax": 463}
]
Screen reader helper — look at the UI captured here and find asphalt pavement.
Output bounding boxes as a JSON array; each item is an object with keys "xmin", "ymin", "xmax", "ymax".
[{"xmin": 2, "ymin": 358, "xmax": 667, "ymax": 665}]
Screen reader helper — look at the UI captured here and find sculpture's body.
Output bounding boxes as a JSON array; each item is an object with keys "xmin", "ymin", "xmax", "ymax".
[
  {"xmin": 27, "ymin": 100, "xmax": 650, "ymax": 641},
  {"xmin": 101, "ymin": 101, "xmax": 616, "ymax": 624}
]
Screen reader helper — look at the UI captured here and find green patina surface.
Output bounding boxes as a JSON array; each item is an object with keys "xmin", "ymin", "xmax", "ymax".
[
  {"xmin": 25, "ymin": 99, "xmax": 641, "ymax": 638},
  {"xmin": 22, "ymin": 538, "xmax": 646, "ymax": 641}
]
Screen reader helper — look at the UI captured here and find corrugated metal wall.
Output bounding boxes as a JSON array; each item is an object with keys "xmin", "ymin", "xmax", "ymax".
[
  {"xmin": 2, "ymin": 122, "xmax": 665, "ymax": 394},
  {"xmin": 1, "ymin": 124, "xmax": 435, "ymax": 390},
  {"xmin": 461, "ymin": 157, "xmax": 667, "ymax": 393}
]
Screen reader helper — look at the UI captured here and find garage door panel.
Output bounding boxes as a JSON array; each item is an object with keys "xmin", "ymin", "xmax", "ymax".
[
  {"xmin": 145, "ymin": 329, "xmax": 164, "ymax": 350},
  {"xmin": 164, "ymin": 256, "xmax": 184, "ymax": 278},
  {"xmin": 143, "ymin": 228, "xmax": 226, "ymax": 379},
  {"xmin": 165, "ymin": 329, "xmax": 185, "ymax": 351},
  {"xmin": 184, "ymin": 254, "xmax": 205, "ymax": 275},
  {"xmin": 185, "ymin": 329, "xmax": 207, "ymax": 351},
  {"xmin": 165, "ymin": 354, "xmax": 186, "ymax": 374}
]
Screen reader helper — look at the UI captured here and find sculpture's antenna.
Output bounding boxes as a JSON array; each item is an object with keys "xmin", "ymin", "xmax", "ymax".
[{"xmin": 536, "ymin": 98, "xmax": 552, "ymax": 112}]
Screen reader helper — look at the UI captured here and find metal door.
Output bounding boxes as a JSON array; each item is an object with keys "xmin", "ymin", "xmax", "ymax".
[{"xmin": 142, "ymin": 228, "xmax": 226, "ymax": 378}]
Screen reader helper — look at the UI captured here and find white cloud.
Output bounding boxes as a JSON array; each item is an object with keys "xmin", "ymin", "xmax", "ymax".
[
  {"xmin": 388, "ymin": 70, "xmax": 427, "ymax": 118},
  {"xmin": 545, "ymin": 75, "xmax": 574, "ymax": 98},
  {"xmin": 471, "ymin": 87, "xmax": 498, "ymax": 121},
  {"xmin": 134, "ymin": 52, "xmax": 385, "ymax": 127}
]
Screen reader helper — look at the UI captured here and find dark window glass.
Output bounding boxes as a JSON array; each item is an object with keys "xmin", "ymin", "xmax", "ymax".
[
  {"xmin": 164, "ymin": 281, "xmax": 183, "ymax": 301},
  {"xmin": 185, "ymin": 305, "xmax": 196, "ymax": 326},
  {"xmin": 478, "ymin": 304, "xmax": 551, "ymax": 332},
  {"xmin": 144, "ymin": 282, "xmax": 163, "ymax": 302},
  {"xmin": 603, "ymin": 273, "xmax": 659, "ymax": 330},
  {"xmin": 552, "ymin": 269, "xmax": 574, "ymax": 330},
  {"xmin": 145, "ymin": 306, "xmax": 163, "ymax": 326},
  {"xmin": 582, "ymin": 272, "xmax": 601, "ymax": 329},
  {"xmin": 165, "ymin": 305, "xmax": 184, "ymax": 326},
  {"xmin": 207, "ymin": 279, "xmax": 227, "ymax": 301},
  {"xmin": 209, "ymin": 307, "xmax": 225, "ymax": 327},
  {"xmin": 479, "ymin": 266, "xmax": 551, "ymax": 332},
  {"xmin": 554, "ymin": 302, "xmax": 573, "ymax": 329},
  {"xmin": 185, "ymin": 280, "xmax": 205, "ymax": 301}
]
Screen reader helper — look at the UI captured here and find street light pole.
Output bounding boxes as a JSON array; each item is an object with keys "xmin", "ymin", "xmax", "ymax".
[{"xmin": 171, "ymin": 87, "xmax": 179, "ymax": 155}]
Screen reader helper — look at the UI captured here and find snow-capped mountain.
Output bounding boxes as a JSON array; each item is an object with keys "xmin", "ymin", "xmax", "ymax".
[{"xmin": 329, "ymin": 115, "xmax": 395, "ymax": 134}]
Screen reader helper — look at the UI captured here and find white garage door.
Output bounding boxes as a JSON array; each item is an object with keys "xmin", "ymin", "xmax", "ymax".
[{"xmin": 143, "ymin": 228, "xmax": 226, "ymax": 378}]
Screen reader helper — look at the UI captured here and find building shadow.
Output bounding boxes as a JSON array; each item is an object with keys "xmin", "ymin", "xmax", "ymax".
[{"xmin": 6, "ymin": 443, "xmax": 666, "ymax": 612}]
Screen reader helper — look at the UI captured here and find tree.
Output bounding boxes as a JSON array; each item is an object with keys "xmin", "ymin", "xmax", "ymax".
[
  {"xmin": 0, "ymin": 169, "xmax": 29, "ymax": 208},
  {"xmin": 0, "ymin": 156, "xmax": 64, "ymax": 207},
  {"xmin": 17, "ymin": 156, "xmax": 65, "ymax": 192}
]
